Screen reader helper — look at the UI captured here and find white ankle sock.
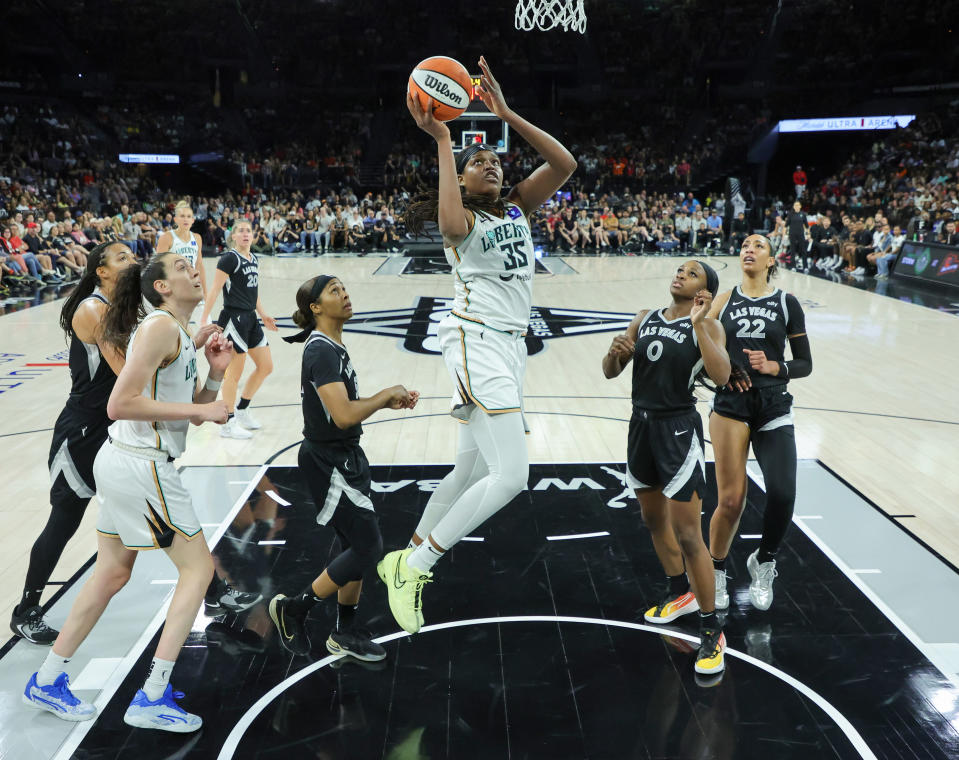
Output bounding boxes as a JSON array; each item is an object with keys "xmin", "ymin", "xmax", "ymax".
[
  {"xmin": 143, "ymin": 657, "xmax": 175, "ymax": 701},
  {"xmin": 37, "ymin": 650, "xmax": 71, "ymax": 686},
  {"xmin": 407, "ymin": 541, "xmax": 444, "ymax": 574}
]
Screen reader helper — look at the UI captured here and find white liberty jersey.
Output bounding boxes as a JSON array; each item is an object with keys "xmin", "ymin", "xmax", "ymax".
[
  {"xmin": 167, "ymin": 230, "xmax": 201, "ymax": 267},
  {"xmin": 444, "ymin": 202, "xmax": 533, "ymax": 333},
  {"xmin": 108, "ymin": 310, "xmax": 198, "ymax": 457}
]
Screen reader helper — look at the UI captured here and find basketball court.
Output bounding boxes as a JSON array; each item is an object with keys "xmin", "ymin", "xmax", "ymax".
[{"xmin": 1, "ymin": 250, "xmax": 958, "ymax": 759}]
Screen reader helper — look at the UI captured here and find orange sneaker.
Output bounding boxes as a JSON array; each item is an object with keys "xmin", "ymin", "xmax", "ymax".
[{"xmin": 644, "ymin": 591, "xmax": 699, "ymax": 624}]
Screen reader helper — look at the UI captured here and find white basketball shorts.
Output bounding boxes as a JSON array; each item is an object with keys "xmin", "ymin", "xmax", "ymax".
[
  {"xmin": 94, "ymin": 441, "xmax": 203, "ymax": 550},
  {"xmin": 438, "ymin": 314, "xmax": 527, "ymax": 417}
]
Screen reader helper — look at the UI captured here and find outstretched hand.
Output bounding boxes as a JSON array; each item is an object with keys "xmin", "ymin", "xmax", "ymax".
[
  {"xmin": 476, "ymin": 56, "xmax": 510, "ymax": 119},
  {"xmin": 406, "ymin": 91, "xmax": 450, "ymax": 142}
]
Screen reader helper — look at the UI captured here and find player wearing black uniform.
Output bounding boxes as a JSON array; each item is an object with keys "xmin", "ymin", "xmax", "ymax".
[
  {"xmin": 11, "ymin": 242, "xmax": 136, "ymax": 643},
  {"xmin": 268, "ymin": 275, "xmax": 418, "ymax": 660},
  {"xmin": 785, "ymin": 201, "xmax": 811, "ymax": 270},
  {"xmin": 603, "ymin": 261, "xmax": 731, "ymax": 678},
  {"xmin": 200, "ymin": 219, "xmax": 277, "ymax": 439},
  {"xmin": 707, "ymin": 234, "xmax": 813, "ymax": 612}
]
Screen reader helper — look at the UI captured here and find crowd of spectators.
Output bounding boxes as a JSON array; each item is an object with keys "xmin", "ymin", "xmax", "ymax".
[
  {"xmin": 3, "ymin": 96, "xmax": 959, "ymax": 297},
  {"xmin": 761, "ymin": 109, "xmax": 959, "ymax": 278}
]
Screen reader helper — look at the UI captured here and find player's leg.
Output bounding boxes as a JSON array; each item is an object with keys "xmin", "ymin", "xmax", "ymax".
[
  {"xmin": 23, "ymin": 532, "xmax": 137, "ymax": 722},
  {"xmin": 379, "ymin": 410, "xmax": 527, "ymax": 633},
  {"xmin": 707, "ymin": 410, "xmax": 751, "ymax": 609},
  {"xmin": 746, "ymin": 422, "xmax": 797, "ymax": 611},
  {"xmin": 220, "ymin": 349, "xmax": 252, "ymax": 439},
  {"xmin": 410, "ymin": 421, "xmax": 486, "ymax": 545},
  {"xmin": 637, "ymin": 487, "xmax": 699, "ymax": 625},
  {"xmin": 122, "ymin": 533, "xmax": 212, "ymax": 732}
]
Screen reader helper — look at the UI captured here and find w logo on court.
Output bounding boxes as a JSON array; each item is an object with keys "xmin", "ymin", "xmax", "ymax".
[{"xmin": 275, "ymin": 297, "xmax": 634, "ymax": 356}]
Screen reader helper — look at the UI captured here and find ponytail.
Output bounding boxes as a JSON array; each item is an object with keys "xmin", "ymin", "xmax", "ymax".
[
  {"xmin": 100, "ymin": 253, "xmax": 173, "ymax": 353},
  {"xmin": 284, "ymin": 274, "xmax": 333, "ymax": 343},
  {"xmin": 59, "ymin": 242, "xmax": 116, "ymax": 340},
  {"xmin": 403, "ymin": 186, "xmax": 508, "ymax": 238}
]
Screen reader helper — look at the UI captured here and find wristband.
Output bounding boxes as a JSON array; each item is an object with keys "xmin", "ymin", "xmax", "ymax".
[
  {"xmin": 775, "ymin": 361, "xmax": 789, "ymax": 378},
  {"xmin": 205, "ymin": 377, "xmax": 222, "ymax": 391}
]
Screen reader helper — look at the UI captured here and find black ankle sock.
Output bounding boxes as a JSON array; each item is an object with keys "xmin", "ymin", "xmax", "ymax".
[
  {"xmin": 337, "ymin": 603, "xmax": 357, "ymax": 632},
  {"xmin": 16, "ymin": 588, "xmax": 43, "ymax": 615},
  {"xmin": 667, "ymin": 572, "xmax": 689, "ymax": 597},
  {"xmin": 711, "ymin": 555, "xmax": 727, "ymax": 572},
  {"xmin": 228, "ymin": 412, "xmax": 235, "ymax": 420},
  {"xmin": 237, "ymin": 397, "xmax": 251, "ymax": 410},
  {"xmin": 699, "ymin": 610, "xmax": 718, "ymax": 632},
  {"xmin": 285, "ymin": 587, "xmax": 322, "ymax": 616},
  {"xmin": 756, "ymin": 549, "xmax": 776, "ymax": 565}
]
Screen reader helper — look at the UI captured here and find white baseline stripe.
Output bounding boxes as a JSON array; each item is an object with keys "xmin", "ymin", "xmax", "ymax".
[
  {"xmin": 54, "ymin": 464, "xmax": 270, "ymax": 760},
  {"xmin": 460, "ymin": 536, "xmax": 485, "ymax": 542},
  {"xmin": 257, "ymin": 540, "xmax": 285, "ymax": 546},
  {"xmin": 216, "ymin": 615, "xmax": 878, "ymax": 760},
  {"xmin": 759, "ymin": 473, "xmax": 959, "ymax": 691},
  {"xmin": 739, "ymin": 534, "xmax": 763, "ymax": 539},
  {"xmin": 546, "ymin": 531, "xmax": 610, "ymax": 541}
]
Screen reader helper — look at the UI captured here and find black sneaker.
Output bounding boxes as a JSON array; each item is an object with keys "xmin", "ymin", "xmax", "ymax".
[
  {"xmin": 326, "ymin": 628, "xmax": 387, "ymax": 662},
  {"xmin": 10, "ymin": 605, "xmax": 59, "ymax": 645},
  {"xmin": 205, "ymin": 581, "xmax": 262, "ymax": 613},
  {"xmin": 268, "ymin": 594, "xmax": 311, "ymax": 655}
]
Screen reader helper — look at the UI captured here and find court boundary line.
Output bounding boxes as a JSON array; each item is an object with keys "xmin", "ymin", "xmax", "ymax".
[
  {"xmin": 815, "ymin": 459, "xmax": 959, "ymax": 576},
  {"xmin": 215, "ymin": 615, "xmax": 878, "ymax": 760}
]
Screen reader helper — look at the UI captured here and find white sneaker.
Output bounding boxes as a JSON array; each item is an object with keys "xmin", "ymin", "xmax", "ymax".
[
  {"xmin": 852, "ymin": 266, "xmax": 865, "ymax": 276},
  {"xmin": 23, "ymin": 672, "xmax": 96, "ymax": 721},
  {"xmin": 746, "ymin": 550, "xmax": 778, "ymax": 611},
  {"xmin": 714, "ymin": 569, "xmax": 729, "ymax": 609},
  {"xmin": 220, "ymin": 418, "xmax": 253, "ymax": 439},
  {"xmin": 123, "ymin": 684, "xmax": 202, "ymax": 733},
  {"xmin": 234, "ymin": 408, "xmax": 262, "ymax": 430}
]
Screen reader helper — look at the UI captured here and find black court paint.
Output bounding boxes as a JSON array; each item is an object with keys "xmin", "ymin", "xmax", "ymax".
[{"xmin": 68, "ymin": 463, "xmax": 959, "ymax": 760}]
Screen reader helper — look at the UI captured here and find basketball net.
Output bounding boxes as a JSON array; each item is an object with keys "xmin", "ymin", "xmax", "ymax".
[{"xmin": 514, "ymin": 0, "xmax": 587, "ymax": 33}]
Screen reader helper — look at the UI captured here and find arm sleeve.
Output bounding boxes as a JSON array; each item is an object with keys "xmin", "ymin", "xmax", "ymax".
[
  {"xmin": 775, "ymin": 293, "xmax": 811, "ymax": 379},
  {"xmin": 216, "ymin": 252, "xmax": 237, "ymax": 275},
  {"xmin": 305, "ymin": 343, "xmax": 342, "ymax": 388}
]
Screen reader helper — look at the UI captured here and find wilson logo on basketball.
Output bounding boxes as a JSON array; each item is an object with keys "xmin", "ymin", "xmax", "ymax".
[
  {"xmin": 276, "ymin": 297, "xmax": 634, "ymax": 356},
  {"xmin": 423, "ymin": 75, "xmax": 465, "ymax": 105}
]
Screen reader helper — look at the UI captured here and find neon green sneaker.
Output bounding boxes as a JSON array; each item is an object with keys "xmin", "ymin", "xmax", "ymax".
[{"xmin": 377, "ymin": 548, "xmax": 432, "ymax": 634}]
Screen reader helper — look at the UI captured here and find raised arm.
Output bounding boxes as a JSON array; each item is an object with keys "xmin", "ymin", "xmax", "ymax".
[
  {"xmin": 474, "ymin": 56, "xmax": 577, "ymax": 214},
  {"xmin": 406, "ymin": 92, "xmax": 470, "ymax": 246}
]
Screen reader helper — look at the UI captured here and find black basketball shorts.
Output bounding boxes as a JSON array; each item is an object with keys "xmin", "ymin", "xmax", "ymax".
[
  {"xmin": 626, "ymin": 407, "xmax": 706, "ymax": 502},
  {"xmin": 712, "ymin": 384, "xmax": 794, "ymax": 432},
  {"xmin": 47, "ymin": 408, "xmax": 111, "ymax": 504},
  {"xmin": 298, "ymin": 439, "xmax": 375, "ymax": 526},
  {"xmin": 217, "ymin": 308, "xmax": 267, "ymax": 355}
]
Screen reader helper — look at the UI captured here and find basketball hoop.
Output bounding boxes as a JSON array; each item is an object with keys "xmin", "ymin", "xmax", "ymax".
[{"xmin": 514, "ymin": 0, "xmax": 587, "ymax": 33}]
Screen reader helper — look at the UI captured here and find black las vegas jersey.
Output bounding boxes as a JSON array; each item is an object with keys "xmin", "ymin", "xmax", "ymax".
[
  {"xmin": 301, "ymin": 331, "xmax": 362, "ymax": 444},
  {"xmin": 217, "ymin": 249, "xmax": 259, "ymax": 311},
  {"xmin": 718, "ymin": 286, "xmax": 805, "ymax": 390},
  {"xmin": 65, "ymin": 291, "xmax": 116, "ymax": 419},
  {"xmin": 631, "ymin": 309, "xmax": 704, "ymax": 413}
]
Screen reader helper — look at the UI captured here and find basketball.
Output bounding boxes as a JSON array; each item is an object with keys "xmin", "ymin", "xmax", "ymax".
[{"xmin": 408, "ymin": 56, "xmax": 472, "ymax": 122}]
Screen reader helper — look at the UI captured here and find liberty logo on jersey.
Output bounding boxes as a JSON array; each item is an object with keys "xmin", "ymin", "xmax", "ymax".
[{"xmin": 275, "ymin": 297, "xmax": 634, "ymax": 356}]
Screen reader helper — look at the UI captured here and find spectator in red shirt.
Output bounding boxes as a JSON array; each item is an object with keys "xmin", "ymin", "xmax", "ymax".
[{"xmin": 792, "ymin": 165, "xmax": 808, "ymax": 198}]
